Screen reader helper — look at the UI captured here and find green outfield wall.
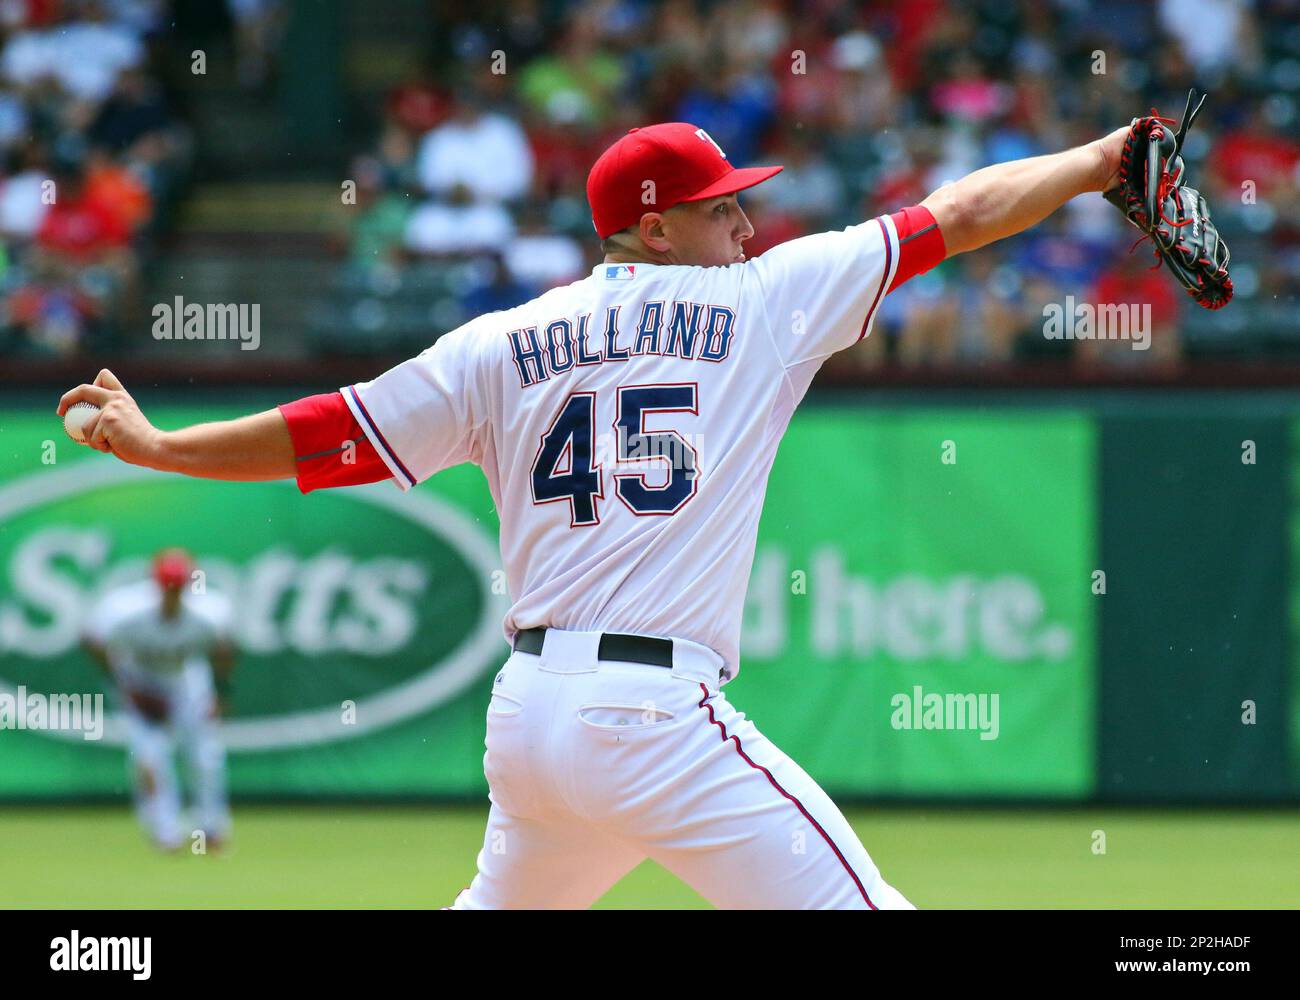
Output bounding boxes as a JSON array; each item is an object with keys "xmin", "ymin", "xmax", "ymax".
[{"xmin": 0, "ymin": 396, "xmax": 1292, "ymax": 801}]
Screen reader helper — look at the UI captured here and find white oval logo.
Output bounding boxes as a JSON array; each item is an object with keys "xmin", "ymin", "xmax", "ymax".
[{"xmin": 0, "ymin": 461, "xmax": 507, "ymax": 751}]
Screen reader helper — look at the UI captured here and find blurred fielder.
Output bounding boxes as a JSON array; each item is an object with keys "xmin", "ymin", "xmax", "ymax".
[
  {"xmin": 57, "ymin": 104, "xmax": 1228, "ymax": 905},
  {"xmin": 82, "ymin": 548, "xmax": 236, "ymax": 852}
]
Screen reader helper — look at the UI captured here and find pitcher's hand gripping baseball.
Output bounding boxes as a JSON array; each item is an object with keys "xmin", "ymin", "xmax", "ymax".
[{"xmin": 58, "ymin": 369, "xmax": 164, "ymax": 465}]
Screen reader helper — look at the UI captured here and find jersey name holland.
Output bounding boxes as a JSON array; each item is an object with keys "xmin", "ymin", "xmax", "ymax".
[
  {"xmin": 344, "ymin": 213, "xmax": 936, "ymax": 677},
  {"xmin": 506, "ymin": 283, "xmax": 737, "ymax": 388}
]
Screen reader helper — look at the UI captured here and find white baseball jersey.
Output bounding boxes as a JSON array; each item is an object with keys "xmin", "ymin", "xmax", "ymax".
[
  {"xmin": 344, "ymin": 212, "xmax": 939, "ymax": 678},
  {"xmin": 84, "ymin": 580, "xmax": 233, "ymax": 695}
]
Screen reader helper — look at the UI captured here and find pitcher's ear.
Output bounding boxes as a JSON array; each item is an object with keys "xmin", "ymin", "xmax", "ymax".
[{"xmin": 639, "ymin": 211, "xmax": 672, "ymax": 252}]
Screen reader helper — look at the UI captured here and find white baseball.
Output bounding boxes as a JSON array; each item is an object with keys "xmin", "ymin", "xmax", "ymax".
[{"xmin": 63, "ymin": 401, "xmax": 101, "ymax": 443}]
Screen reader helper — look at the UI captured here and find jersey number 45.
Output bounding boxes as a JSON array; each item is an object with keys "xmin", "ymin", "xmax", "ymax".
[{"xmin": 531, "ymin": 383, "xmax": 699, "ymax": 527}]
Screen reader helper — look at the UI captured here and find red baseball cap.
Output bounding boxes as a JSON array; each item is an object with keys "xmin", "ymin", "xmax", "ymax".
[
  {"xmin": 586, "ymin": 123, "xmax": 782, "ymax": 239},
  {"xmin": 153, "ymin": 548, "xmax": 193, "ymax": 589}
]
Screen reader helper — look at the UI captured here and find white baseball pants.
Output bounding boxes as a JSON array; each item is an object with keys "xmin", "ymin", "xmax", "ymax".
[
  {"xmin": 452, "ymin": 628, "xmax": 913, "ymax": 910},
  {"xmin": 121, "ymin": 662, "xmax": 230, "ymax": 849}
]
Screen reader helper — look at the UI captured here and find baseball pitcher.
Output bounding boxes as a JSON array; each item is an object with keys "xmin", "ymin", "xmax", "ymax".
[{"xmin": 58, "ymin": 106, "xmax": 1229, "ymax": 906}]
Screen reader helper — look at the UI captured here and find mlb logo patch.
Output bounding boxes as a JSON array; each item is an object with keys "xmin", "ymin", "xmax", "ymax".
[{"xmin": 605, "ymin": 264, "xmax": 637, "ymax": 280}]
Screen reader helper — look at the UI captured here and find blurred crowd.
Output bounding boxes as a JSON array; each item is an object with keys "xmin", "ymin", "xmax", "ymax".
[
  {"xmin": 3, "ymin": 0, "xmax": 1298, "ymax": 370},
  {"xmin": 0, "ymin": 0, "xmax": 284, "ymax": 355},
  {"xmin": 0, "ymin": 0, "xmax": 190, "ymax": 355},
  {"xmin": 338, "ymin": 0, "xmax": 1300, "ymax": 370}
]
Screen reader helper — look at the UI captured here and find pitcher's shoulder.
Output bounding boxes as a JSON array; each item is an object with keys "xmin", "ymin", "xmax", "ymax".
[
  {"xmin": 445, "ymin": 276, "xmax": 595, "ymax": 357},
  {"xmin": 462, "ymin": 277, "xmax": 593, "ymax": 336}
]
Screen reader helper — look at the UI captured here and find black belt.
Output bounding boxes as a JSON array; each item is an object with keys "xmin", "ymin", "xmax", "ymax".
[{"xmin": 513, "ymin": 627, "xmax": 674, "ymax": 668}]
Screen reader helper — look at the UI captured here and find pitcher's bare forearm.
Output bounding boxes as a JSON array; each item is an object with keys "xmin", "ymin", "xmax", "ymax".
[
  {"xmin": 154, "ymin": 410, "xmax": 296, "ymax": 480},
  {"xmin": 922, "ymin": 126, "xmax": 1127, "ymax": 257},
  {"xmin": 58, "ymin": 369, "xmax": 296, "ymax": 480}
]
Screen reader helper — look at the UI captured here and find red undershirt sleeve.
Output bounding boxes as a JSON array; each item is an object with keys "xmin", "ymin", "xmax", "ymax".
[
  {"xmin": 887, "ymin": 204, "xmax": 947, "ymax": 293},
  {"xmin": 277, "ymin": 391, "xmax": 391, "ymax": 493}
]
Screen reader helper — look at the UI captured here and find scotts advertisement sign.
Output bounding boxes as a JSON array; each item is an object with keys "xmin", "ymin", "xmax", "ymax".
[
  {"xmin": 0, "ymin": 406, "xmax": 1096, "ymax": 797},
  {"xmin": 0, "ymin": 408, "xmax": 509, "ymax": 796}
]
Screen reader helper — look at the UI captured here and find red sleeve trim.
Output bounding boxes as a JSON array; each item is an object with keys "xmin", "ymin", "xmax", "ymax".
[
  {"xmin": 887, "ymin": 204, "xmax": 947, "ymax": 293},
  {"xmin": 278, "ymin": 392, "xmax": 391, "ymax": 493}
]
